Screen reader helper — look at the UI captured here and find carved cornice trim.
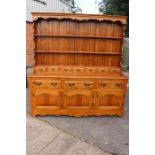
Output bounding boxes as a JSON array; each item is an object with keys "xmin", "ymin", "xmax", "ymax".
[{"xmin": 32, "ymin": 13, "xmax": 127, "ymax": 25}]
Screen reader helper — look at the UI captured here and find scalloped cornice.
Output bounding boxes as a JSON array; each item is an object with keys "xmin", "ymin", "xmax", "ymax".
[{"xmin": 32, "ymin": 12, "xmax": 127, "ymax": 25}]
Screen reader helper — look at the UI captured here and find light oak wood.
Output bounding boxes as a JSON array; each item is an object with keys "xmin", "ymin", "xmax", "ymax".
[{"xmin": 29, "ymin": 13, "xmax": 128, "ymax": 117}]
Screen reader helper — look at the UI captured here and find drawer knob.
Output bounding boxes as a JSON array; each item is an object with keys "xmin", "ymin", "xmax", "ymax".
[
  {"xmin": 116, "ymin": 83, "xmax": 122, "ymax": 87},
  {"xmin": 68, "ymin": 82, "xmax": 75, "ymax": 87},
  {"xmin": 35, "ymin": 81, "xmax": 42, "ymax": 86},
  {"xmin": 101, "ymin": 83, "xmax": 107, "ymax": 87},
  {"xmin": 51, "ymin": 82, "xmax": 57, "ymax": 87},
  {"xmin": 84, "ymin": 83, "xmax": 92, "ymax": 88}
]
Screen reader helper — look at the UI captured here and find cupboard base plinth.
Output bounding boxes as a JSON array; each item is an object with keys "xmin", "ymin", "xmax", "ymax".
[{"xmin": 30, "ymin": 106, "xmax": 124, "ymax": 117}]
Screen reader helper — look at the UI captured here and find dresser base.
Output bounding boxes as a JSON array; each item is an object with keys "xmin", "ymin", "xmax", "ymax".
[{"xmin": 29, "ymin": 66, "xmax": 128, "ymax": 117}]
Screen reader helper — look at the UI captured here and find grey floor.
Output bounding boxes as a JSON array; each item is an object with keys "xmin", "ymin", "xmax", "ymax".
[{"xmin": 26, "ymin": 88, "xmax": 129, "ymax": 155}]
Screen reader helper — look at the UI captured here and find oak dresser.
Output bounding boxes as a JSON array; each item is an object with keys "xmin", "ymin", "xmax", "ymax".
[{"xmin": 29, "ymin": 12, "xmax": 128, "ymax": 117}]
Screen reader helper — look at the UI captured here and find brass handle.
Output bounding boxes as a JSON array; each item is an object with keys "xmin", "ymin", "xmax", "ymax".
[
  {"xmin": 68, "ymin": 82, "xmax": 75, "ymax": 87},
  {"xmin": 51, "ymin": 68, "xmax": 55, "ymax": 71},
  {"xmin": 88, "ymin": 69, "xmax": 94, "ymax": 72},
  {"xmin": 64, "ymin": 69, "xmax": 69, "ymax": 72},
  {"xmin": 38, "ymin": 68, "xmax": 43, "ymax": 71},
  {"xmin": 116, "ymin": 83, "xmax": 122, "ymax": 87},
  {"xmin": 101, "ymin": 83, "xmax": 107, "ymax": 87},
  {"xmin": 101, "ymin": 69, "xmax": 106, "ymax": 72},
  {"xmin": 35, "ymin": 81, "xmax": 42, "ymax": 86},
  {"xmin": 84, "ymin": 83, "xmax": 92, "ymax": 87},
  {"xmin": 76, "ymin": 69, "xmax": 81, "ymax": 72},
  {"xmin": 51, "ymin": 82, "xmax": 57, "ymax": 87}
]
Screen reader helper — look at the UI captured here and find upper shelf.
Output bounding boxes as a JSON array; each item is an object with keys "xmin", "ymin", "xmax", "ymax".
[
  {"xmin": 34, "ymin": 34, "xmax": 123, "ymax": 40},
  {"xmin": 35, "ymin": 50, "xmax": 122, "ymax": 55}
]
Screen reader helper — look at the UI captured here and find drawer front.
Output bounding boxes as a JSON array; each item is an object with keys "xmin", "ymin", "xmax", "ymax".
[
  {"xmin": 72, "ymin": 67, "xmax": 84, "ymax": 73},
  {"xmin": 98, "ymin": 81, "xmax": 111, "ymax": 89},
  {"xmin": 32, "ymin": 80, "xmax": 62, "ymax": 89},
  {"xmin": 61, "ymin": 67, "xmax": 72, "ymax": 73},
  {"xmin": 98, "ymin": 80, "xmax": 126, "ymax": 90},
  {"xmin": 98, "ymin": 68, "xmax": 109, "ymax": 73},
  {"xmin": 112, "ymin": 81, "xmax": 125, "ymax": 89},
  {"xmin": 34, "ymin": 66, "xmax": 46, "ymax": 73},
  {"xmin": 64, "ymin": 81, "xmax": 95, "ymax": 89},
  {"xmin": 46, "ymin": 66, "xmax": 59, "ymax": 72},
  {"xmin": 110, "ymin": 68, "xmax": 121, "ymax": 74},
  {"xmin": 64, "ymin": 81, "xmax": 78, "ymax": 89},
  {"xmin": 78, "ymin": 81, "xmax": 94, "ymax": 89},
  {"xmin": 86, "ymin": 67, "xmax": 96, "ymax": 73}
]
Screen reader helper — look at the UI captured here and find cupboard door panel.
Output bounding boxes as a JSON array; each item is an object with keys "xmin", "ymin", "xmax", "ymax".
[
  {"xmin": 32, "ymin": 89, "xmax": 61, "ymax": 107},
  {"xmin": 96, "ymin": 91, "xmax": 124, "ymax": 107},
  {"xmin": 63, "ymin": 90, "xmax": 93, "ymax": 108}
]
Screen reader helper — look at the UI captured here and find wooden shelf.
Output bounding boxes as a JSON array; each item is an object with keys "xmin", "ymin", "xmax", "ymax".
[
  {"xmin": 35, "ymin": 51, "xmax": 122, "ymax": 55},
  {"xmin": 34, "ymin": 34, "xmax": 123, "ymax": 40}
]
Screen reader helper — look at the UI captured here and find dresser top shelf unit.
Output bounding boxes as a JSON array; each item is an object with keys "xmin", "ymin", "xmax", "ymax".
[{"xmin": 32, "ymin": 12, "xmax": 127, "ymax": 67}]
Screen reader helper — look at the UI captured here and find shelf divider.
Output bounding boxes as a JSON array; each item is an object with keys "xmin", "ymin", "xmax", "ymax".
[
  {"xmin": 35, "ymin": 51, "xmax": 122, "ymax": 55},
  {"xmin": 34, "ymin": 34, "xmax": 123, "ymax": 40}
]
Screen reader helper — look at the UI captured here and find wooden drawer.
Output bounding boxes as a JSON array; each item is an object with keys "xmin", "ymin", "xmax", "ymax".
[
  {"xmin": 32, "ymin": 80, "xmax": 62, "ymax": 89},
  {"xmin": 72, "ymin": 67, "xmax": 84, "ymax": 73},
  {"xmin": 64, "ymin": 81, "xmax": 95, "ymax": 89},
  {"xmin": 85, "ymin": 67, "xmax": 96, "ymax": 73},
  {"xmin": 112, "ymin": 80, "xmax": 126, "ymax": 89},
  {"xmin": 98, "ymin": 81, "xmax": 111, "ymax": 89},
  {"xmin": 60, "ymin": 67, "xmax": 72, "ymax": 73},
  {"xmin": 98, "ymin": 80, "xmax": 126, "ymax": 90},
  {"xmin": 110, "ymin": 68, "xmax": 121, "ymax": 74},
  {"xmin": 46, "ymin": 66, "xmax": 59, "ymax": 72},
  {"xmin": 98, "ymin": 68, "xmax": 109, "ymax": 73},
  {"xmin": 34, "ymin": 66, "xmax": 46, "ymax": 73}
]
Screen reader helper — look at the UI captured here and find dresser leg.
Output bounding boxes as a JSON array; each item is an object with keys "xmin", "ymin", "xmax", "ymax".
[{"xmin": 119, "ymin": 108, "xmax": 124, "ymax": 117}]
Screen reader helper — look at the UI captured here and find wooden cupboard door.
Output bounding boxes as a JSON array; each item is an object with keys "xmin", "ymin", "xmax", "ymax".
[
  {"xmin": 32, "ymin": 89, "xmax": 62, "ymax": 108},
  {"xmin": 95, "ymin": 91, "xmax": 124, "ymax": 107},
  {"xmin": 63, "ymin": 90, "xmax": 93, "ymax": 108}
]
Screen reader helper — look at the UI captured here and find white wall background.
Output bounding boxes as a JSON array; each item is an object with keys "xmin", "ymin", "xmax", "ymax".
[{"xmin": 26, "ymin": 0, "xmax": 72, "ymax": 21}]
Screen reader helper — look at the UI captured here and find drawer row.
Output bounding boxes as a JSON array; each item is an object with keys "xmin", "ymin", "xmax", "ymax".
[
  {"xmin": 34, "ymin": 66, "xmax": 121, "ymax": 74},
  {"xmin": 32, "ymin": 79, "xmax": 127, "ymax": 90}
]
